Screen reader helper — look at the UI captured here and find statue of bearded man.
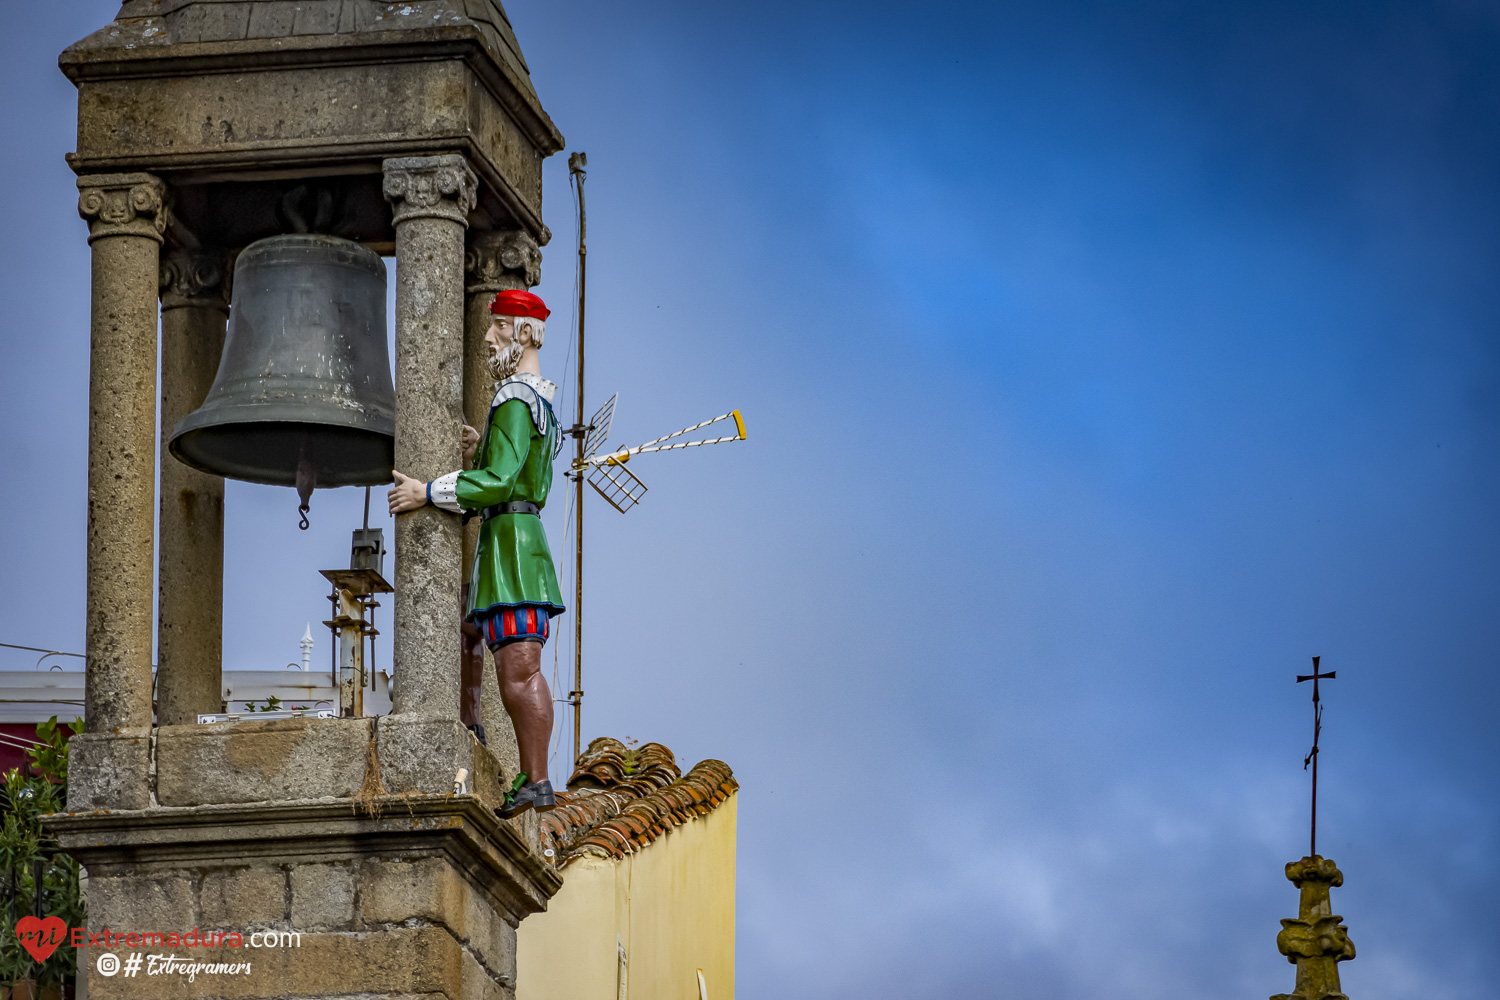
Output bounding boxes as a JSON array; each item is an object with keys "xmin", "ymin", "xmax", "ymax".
[{"xmin": 388, "ymin": 289, "xmax": 566, "ymax": 818}]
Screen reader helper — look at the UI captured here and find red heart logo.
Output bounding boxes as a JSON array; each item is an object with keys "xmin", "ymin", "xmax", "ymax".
[{"xmin": 15, "ymin": 916, "xmax": 67, "ymax": 962}]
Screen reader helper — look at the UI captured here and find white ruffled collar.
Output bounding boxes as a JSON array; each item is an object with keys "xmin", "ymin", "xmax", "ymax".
[{"xmin": 503, "ymin": 372, "xmax": 557, "ymax": 403}]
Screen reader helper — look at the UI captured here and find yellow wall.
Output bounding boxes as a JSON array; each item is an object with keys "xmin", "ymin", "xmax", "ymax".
[{"xmin": 517, "ymin": 793, "xmax": 736, "ymax": 1000}]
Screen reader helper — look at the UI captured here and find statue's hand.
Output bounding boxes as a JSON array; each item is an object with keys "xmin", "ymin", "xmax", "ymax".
[
  {"xmin": 461, "ymin": 424, "xmax": 480, "ymax": 464},
  {"xmin": 388, "ymin": 470, "xmax": 428, "ymax": 514}
]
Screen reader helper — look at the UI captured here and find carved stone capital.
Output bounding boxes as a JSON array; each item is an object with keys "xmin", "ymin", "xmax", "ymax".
[
  {"xmin": 1276, "ymin": 915, "xmax": 1356, "ymax": 962},
  {"xmin": 1285, "ymin": 856, "xmax": 1343, "ymax": 888},
  {"xmin": 382, "ymin": 155, "xmax": 478, "ymax": 227},
  {"xmin": 77, "ymin": 173, "xmax": 168, "ymax": 244},
  {"xmin": 465, "ymin": 230, "xmax": 541, "ymax": 292},
  {"xmin": 159, "ymin": 247, "xmax": 229, "ymax": 311}
]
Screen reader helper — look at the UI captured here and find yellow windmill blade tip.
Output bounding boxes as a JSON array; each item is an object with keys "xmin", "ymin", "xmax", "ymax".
[{"xmin": 732, "ymin": 409, "xmax": 747, "ymax": 440}]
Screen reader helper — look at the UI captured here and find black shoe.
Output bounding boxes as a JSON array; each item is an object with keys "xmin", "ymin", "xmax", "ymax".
[
  {"xmin": 467, "ymin": 723, "xmax": 487, "ymax": 746},
  {"xmin": 496, "ymin": 778, "xmax": 557, "ymax": 819}
]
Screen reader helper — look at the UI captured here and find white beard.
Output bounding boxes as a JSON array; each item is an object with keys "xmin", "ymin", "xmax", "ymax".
[{"xmin": 487, "ymin": 340, "xmax": 525, "ymax": 381}]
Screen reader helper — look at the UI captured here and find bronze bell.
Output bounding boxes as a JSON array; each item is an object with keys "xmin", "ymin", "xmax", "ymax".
[{"xmin": 169, "ymin": 234, "xmax": 394, "ymax": 527}]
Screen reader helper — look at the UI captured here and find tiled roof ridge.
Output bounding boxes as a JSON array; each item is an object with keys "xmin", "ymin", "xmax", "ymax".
[
  {"xmin": 540, "ymin": 741, "xmax": 737, "ymax": 867},
  {"xmin": 566, "ymin": 736, "xmax": 682, "ymax": 794}
]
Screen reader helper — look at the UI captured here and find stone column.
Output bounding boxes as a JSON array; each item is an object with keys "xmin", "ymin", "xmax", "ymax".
[
  {"xmin": 1271, "ymin": 856, "xmax": 1356, "ymax": 1000},
  {"xmin": 382, "ymin": 155, "xmax": 478, "ymax": 719},
  {"xmin": 156, "ymin": 247, "xmax": 229, "ymax": 726},
  {"xmin": 464, "ymin": 230, "xmax": 543, "ymax": 769},
  {"xmin": 77, "ymin": 173, "xmax": 166, "ymax": 736}
]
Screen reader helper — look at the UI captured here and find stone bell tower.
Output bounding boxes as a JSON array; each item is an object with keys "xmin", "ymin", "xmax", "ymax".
[{"xmin": 45, "ymin": 3, "xmax": 564, "ymax": 997}]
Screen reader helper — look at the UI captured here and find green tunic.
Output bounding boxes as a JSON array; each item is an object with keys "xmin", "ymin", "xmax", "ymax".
[{"xmin": 458, "ymin": 390, "xmax": 567, "ymax": 620}]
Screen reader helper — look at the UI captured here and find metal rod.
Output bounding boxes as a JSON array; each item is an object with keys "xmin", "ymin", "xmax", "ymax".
[
  {"xmin": 569, "ymin": 151, "xmax": 588, "ymax": 769},
  {"xmin": 369, "ymin": 599, "xmax": 377, "ymax": 683},
  {"xmin": 363, "ymin": 486, "xmax": 371, "ymax": 531},
  {"xmin": 0, "ymin": 642, "xmax": 86, "ymax": 672},
  {"xmin": 1297, "ymin": 655, "xmax": 1334, "ymax": 858},
  {"xmin": 1311, "ymin": 709, "xmax": 1318, "ymax": 858},
  {"xmin": 634, "ymin": 412, "xmax": 733, "ymax": 449},
  {"xmin": 329, "ymin": 589, "xmax": 338, "ymax": 690},
  {"xmin": 592, "ymin": 434, "xmax": 742, "ymax": 464},
  {"xmin": 578, "ymin": 410, "xmax": 746, "ymax": 467},
  {"xmin": 0, "ymin": 642, "xmax": 85, "ymax": 656}
]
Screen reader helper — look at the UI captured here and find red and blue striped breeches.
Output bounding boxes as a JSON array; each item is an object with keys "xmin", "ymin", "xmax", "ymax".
[{"xmin": 479, "ymin": 605, "xmax": 551, "ymax": 650}]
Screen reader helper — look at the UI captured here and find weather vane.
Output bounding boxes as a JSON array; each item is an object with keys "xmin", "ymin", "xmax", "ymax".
[{"xmin": 1296, "ymin": 655, "xmax": 1337, "ymax": 858}]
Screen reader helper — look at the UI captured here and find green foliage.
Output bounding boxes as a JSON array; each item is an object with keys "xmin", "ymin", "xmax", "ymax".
[{"xmin": 1, "ymin": 717, "xmax": 86, "ymax": 987}]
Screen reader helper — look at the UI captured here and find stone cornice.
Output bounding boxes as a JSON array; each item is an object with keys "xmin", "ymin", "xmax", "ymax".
[
  {"xmin": 60, "ymin": 30, "xmax": 563, "ymax": 157},
  {"xmin": 159, "ymin": 246, "xmax": 229, "ymax": 310},
  {"xmin": 465, "ymin": 230, "xmax": 541, "ymax": 292},
  {"xmin": 384, "ymin": 155, "xmax": 479, "ymax": 227},
  {"xmin": 77, "ymin": 172, "xmax": 167, "ymax": 244},
  {"xmin": 43, "ymin": 794, "xmax": 562, "ymax": 920}
]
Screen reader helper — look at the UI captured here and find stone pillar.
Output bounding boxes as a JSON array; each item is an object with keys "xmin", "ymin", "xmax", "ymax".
[
  {"xmin": 382, "ymin": 154, "xmax": 477, "ymax": 721},
  {"xmin": 464, "ymin": 230, "xmax": 543, "ymax": 770},
  {"xmin": 77, "ymin": 173, "xmax": 166, "ymax": 737},
  {"xmin": 156, "ymin": 247, "xmax": 228, "ymax": 726},
  {"xmin": 1271, "ymin": 856, "xmax": 1356, "ymax": 1000}
]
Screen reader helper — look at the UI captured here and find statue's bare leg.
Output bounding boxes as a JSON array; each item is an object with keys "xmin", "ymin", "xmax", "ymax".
[{"xmin": 496, "ymin": 640, "xmax": 552, "ymax": 784}]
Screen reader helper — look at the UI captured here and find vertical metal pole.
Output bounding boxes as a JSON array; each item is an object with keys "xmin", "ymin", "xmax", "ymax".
[
  {"xmin": 1310, "ymin": 677, "xmax": 1320, "ymax": 858},
  {"xmin": 1297, "ymin": 655, "xmax": 1334, "ymax": 858},
  {"xmin": 362, "ymin": 486, "xmax": 373, "ymax": 695},
  {"xmin": 570, "ymin": 153, "xmax": 588, "ymax": 767},
  {"xmin": 1310, "ymin": 735, "xmax": 1318, "ymax": 858}
]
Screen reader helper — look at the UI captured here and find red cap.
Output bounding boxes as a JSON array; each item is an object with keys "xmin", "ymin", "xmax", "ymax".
[{"xmin": 490, "ymin": 290, "xmax": 551, "ymax": 321}]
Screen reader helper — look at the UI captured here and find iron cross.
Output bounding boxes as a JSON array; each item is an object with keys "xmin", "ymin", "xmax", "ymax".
[{"xmin": 1296, "ymin": 655, "xmax": 1336, "ymax": 858}]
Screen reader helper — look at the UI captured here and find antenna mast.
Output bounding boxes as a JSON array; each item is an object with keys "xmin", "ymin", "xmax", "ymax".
[{"xmin": 567, "ymin": 152, "xmax": 588, "ymax": 767}]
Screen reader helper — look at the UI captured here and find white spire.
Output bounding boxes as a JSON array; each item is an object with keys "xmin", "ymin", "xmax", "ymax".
[{"xmin": 300, "ymin": 623, "xmax": 314, "ymax": 671}]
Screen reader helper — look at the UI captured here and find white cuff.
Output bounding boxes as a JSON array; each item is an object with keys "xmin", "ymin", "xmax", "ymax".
[{"xmin": 428, "ymin": 471, "xmax": 463, "ymax": 513}]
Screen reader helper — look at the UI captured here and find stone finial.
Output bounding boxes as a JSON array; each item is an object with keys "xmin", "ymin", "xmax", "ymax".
[
  {"xmin": 465, "ymin": 230, "xmax": 542, "ymax": 292},
  {"xmin": 159, "ymin": 246, "xmax": 229, "ymax": 310},
  {"xmin": 1271, "ymin": 856, "xmax": 1356, "ymax": 1000},
  {"xmin": 382, "ymin": 154, "xmax": 479, "ymax": 226},
  {"xmin": 77, "ymin": 172, "xmax": 168, "ymax": 244}
]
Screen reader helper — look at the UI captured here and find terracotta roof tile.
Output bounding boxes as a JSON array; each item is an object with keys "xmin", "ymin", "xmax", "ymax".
[{"xmin": 539, "ymin": 737, "xmax": 738, "ymax": 868}]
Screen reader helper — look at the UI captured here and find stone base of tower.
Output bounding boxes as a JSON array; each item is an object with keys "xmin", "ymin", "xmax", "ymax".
[{"xmin": 44, "ymin": 716, "xmax": 560, "ymax": 1000}]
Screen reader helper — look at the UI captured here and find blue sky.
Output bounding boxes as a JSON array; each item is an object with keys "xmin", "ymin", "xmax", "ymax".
[{"xmin": 3, "ymin": 2, "xmax": 1498, "ymax": 997}]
